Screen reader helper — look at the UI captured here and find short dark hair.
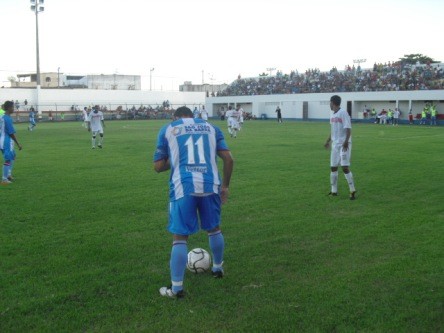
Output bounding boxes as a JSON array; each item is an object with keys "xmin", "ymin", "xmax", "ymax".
[
  {"xmin": 330, "ymin": 95, "xmax": 341, "ymax": 106},
  {"xmin": 3, "ymin": 100, "xmax": 14, "ymax": 110},
  {"xmin": 174, "ymin": 106, "xmax": 193, "ymax": 118}
]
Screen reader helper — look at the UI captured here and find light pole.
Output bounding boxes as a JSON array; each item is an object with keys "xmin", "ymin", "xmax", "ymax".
[
  {"xmin": 353, "ymin": 58, "xmax": 367, "ymax": 71},
  {"xmin": 150, "ymin": 68, "xmax": 155, "ymax": 91},
  {"xmin": 266, "ymin": 67, "xmax": 276, "ymax": 76},
  {"xmin": 31, "ymin": 0, "xmax": 44, "ymax": 115},
  {"xmin": 208, "ymin": 73, "xmax": 215, "ymax": 95}
]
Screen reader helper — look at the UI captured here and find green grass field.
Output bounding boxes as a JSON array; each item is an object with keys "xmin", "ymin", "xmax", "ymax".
[{"xmin": 1, "ymin": 119, "xmax": 443, "ymax": 332}]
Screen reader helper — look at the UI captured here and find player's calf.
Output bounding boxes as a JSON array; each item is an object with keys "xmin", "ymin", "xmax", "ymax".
[{"xmin": 208, "ymin": 229, "xmax": 224, "ymax": 277}]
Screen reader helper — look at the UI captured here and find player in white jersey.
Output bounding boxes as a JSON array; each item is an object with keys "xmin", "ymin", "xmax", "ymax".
[
  {"xmin": 237, "ymin": 106, "xmax": 244, "ymax": 130},
  {"xmin": 87, "ymin": 105, "xmax": 105, "ymax": 149},
  {"xmin": 324, "ymin": 95, "xmax": 357, "ymax": 200},
  {"xmin": 200, "ymin": 105, "xmax": 208, "ymax": 121},
  {"xmin": 193, "ymin": 107, "xmax": 200, "ymax": 118},
  {"xmin": 82, "ymin": 107, "xmax": 89, "ymax": 128},
  {"xmin": 229, "ymin": 108, "xmax": 241, "ymax": 138},
  {"xmin": 225, "ymin": 106, "xmax": 234, "ymax": 136}
]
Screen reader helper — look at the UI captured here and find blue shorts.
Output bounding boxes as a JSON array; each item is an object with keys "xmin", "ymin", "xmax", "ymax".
[
  {"xmin": 1, "ymin": 148, "xmax": 15, "ymax": 162},
  {"xmin": 168, "ymin": 194, "xmax": 221, "ymax": 235}
]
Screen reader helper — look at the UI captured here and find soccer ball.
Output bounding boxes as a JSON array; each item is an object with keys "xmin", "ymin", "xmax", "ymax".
[{"xmin": 187, "ymin": 248, "xmax": 211, "ymax": 273}]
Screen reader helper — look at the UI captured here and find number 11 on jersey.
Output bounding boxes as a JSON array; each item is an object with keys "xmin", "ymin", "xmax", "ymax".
[{"xmin": 184, "ymin": 135, "xmax": 206, "ymax": 164}]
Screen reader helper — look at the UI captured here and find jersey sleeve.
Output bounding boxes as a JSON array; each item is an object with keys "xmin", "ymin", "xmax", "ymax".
[
  {"xmin": 153, "ymin": 126, "xmax": 169, "ymax": 162},
  {"xmin": 342, "ymin": 111, "xmax": 351, "ymax": 129},
  {"xmin": 215, "ymin": 126, "xmax": 229, "ymax": 151},
  {"xmin": 5, "ymin": 117, "xmax": 15, "ymax": 135}
]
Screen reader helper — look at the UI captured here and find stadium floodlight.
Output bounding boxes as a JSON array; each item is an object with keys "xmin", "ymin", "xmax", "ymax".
[
  {"xmin": 208, "ymin": 73, "xmax": 216, "ymax": 94},
  {"xmin": 150, "ymin": 68, "xmax": 155, "ymax": 91},
  {"xmin": 30, "ymin": 0, "xmax": 45, "ymax": 115},
  {"xmin": 266, "ymin": 67, "xmax": 276, "ymax": 76},
  {"xmin": 353, "ymin": 59, "xmax": 367, "ymax": 68}
]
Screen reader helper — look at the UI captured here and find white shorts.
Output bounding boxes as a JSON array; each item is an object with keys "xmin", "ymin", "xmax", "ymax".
[
  {"xmin": 330, "ymin": 142, "xmax": 351, "ymax": 167},
  {"xmin": 92, "ymin": 128, "xmax": 104, "ymax": 135},
  {"xmin": 229, "ymin": 118, "xmax": 240, "ymax": 129}
]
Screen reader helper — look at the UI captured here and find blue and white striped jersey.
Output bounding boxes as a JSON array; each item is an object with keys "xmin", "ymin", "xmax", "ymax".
[
  {"xmin": 0, "ymin": 115, "xmax": 15, "ymax": 151},
  {"xmin": 154, "ymin": 118, "xmax": 229, "ymax": 201}
]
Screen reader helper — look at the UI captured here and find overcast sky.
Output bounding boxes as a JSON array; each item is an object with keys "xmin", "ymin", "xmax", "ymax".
[{"xmin": 1, "ymin": 0, "xmax": 443, "ymax": 90}]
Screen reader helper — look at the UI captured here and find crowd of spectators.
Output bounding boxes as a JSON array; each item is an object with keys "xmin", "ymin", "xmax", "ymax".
[
  {"xmin": 67, "ymin": 100, "xmax": 175, "ymax": 120},
  {"xmin": 218, "ymin": 61, "xmax": 444, "ymax": 96},
  {"xmin": 115, "ymin": 101, "xmax": 174, "ymax": 120}
]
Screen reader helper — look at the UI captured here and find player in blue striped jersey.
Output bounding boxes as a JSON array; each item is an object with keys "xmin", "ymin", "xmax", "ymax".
[
  {"xmin": 154, "ymin": 106, "xmax": 234, "ymax": 298},
  {"xmin": 1, "ymin": 101, "xmax": 23, "ymax": 185}
]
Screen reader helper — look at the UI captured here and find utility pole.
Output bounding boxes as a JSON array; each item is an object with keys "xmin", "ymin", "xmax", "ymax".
[
  {"xmin": 150, "ymin": 68, "xmax": 155, "ymax": 91},
  {"xmin": 31, "ymin": 0, "xmax": 44, "ymax": 115}
]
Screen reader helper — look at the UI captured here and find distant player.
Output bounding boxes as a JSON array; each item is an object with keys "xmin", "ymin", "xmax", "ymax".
[
  {"xmin": 237, "ymin": 106, "xmax": 244, "ymax": 130},
  {"xmin": 193, "ymin": 107, "xmax": 200, "ymax": 118},
  {"xmin": 1, "ymin": 101, "xmax": 23, "ymax": 185},
  {"xmin": 200, "ymin": 105, "xmax": 208, "ymax": 121},
  {"xmin": 154, "ymin": 106, "xmax": 234, "ymax": 299},
  {"xmin": 393, "ymin": 108, "xmax": 400, "ymax": 126},
  {"xmin": 229, "ymin": 107, "xmax": 241, "ymax": 138},
  {"xmin": 276, "ymin": 106, "xmax": 283, "ymax": 123},
  {"xmin": 408, "ymin": 109, "xmax": 414, "ymax": 125},
  {"xmin": 82, "ymin": 107, "xmax": 89, "ymax": 128},
  {"xmin": 420, "ymin": 106, "xmax": 427, "ymax": 125},
  {"xmin": 28, "ymin": 108, "xmax": 36, "ymax": 131},
  {"xmin": 430, "ymin": 104, "xmax": 437, "ymax": 125},
  {"xmin": 225, "ymin": 106, "xmax": 233, "ymax": 136},
  {"xmin": 87, "ymin": 105, "xmax": 105, "ymax": 149},
  {"xmin": 324, "ymin": 95, "xmax": 357, "ymax": 200}
]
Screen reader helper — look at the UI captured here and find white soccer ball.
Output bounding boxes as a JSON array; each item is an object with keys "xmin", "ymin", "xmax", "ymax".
[{"xmin": 187, "ymin": 248, "xmax": 211, "ymax": 273}]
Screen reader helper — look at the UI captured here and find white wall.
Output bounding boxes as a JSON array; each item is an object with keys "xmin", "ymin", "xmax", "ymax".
[
  {"xmin": 0, "ymin": 88, "xmax": 205, "ymax": 111},
  {"xmin": 206, "ymin": 90, "xmax": 444, "ymax": 120},
  {"xmin": 6, "ymin": 88, "xmax": 441, "ymax": 119}
]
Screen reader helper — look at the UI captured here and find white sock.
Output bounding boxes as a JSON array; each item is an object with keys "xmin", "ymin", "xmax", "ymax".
[
  {"xmin": 92, "ymin": 137, "xmax": 96, "ymax": 147},
  {"xmin": 8, "ymin": 161, "xmax": 14, "ymax": 176},
  {"xmin": 344, "ymin": 172, "xmax": 356, "ymax": 192},
  {"xmin": 330, "ymin": 171, "xmax": 338, "ymax": 193}
]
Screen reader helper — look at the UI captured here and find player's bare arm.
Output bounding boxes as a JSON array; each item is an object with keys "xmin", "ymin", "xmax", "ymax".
[
  {"xmin": 10, "ymin": 134, "xmax": 22, "ymax": 150},
  {"xmin": 342, "ymin": 128, "xmax": 351, "ymax": 151},
  {"xmin": 154, "ymin": 158, "xmax": 170, "ymax": 173},
  {"xmin": 217, "ymin": 150, "xmax": 234, "ymax": 204},
  {"xmin": 324, "ymin": 134, "xmax": 331, "ymax": 149}
]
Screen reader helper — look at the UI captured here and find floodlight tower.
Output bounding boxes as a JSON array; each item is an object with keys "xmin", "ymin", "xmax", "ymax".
[
  {"xmin": 266, "ymin": 67, "xmax": 276, "ymax": 76},
  {"xmin": 150, "ymin": 68, "xmax": 155, "ymax": 91},
  {"xmin": 208, "ymin": 73, "xmax": 216, "ymax": 94},
  {"xmin": 353, "ymin": 59, "xmax": 367, "ymax": 70},
  {"xmin": 31, "ymin": 0, "xmax": 45, "ymax": 115}
]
